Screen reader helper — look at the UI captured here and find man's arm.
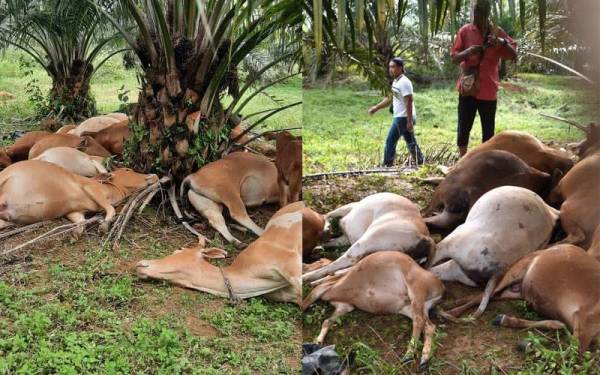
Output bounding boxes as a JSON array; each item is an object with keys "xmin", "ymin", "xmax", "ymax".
[
  {"xmin": 368, "ymin": 96, "xmax": 391, "ymax": 115},
  {"xmin": 405, "ymin": 94, "xmax": 413, "ymax": 132},
  {"xmin": 451, "ymin": 45, "xmax": 484, "ymax": 64},
  {"xmin": 488, "ymin": 34, "xmax": 517, "ymax": 60}
]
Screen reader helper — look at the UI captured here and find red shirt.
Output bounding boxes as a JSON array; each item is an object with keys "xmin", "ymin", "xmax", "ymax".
[{"xmin": 451, "ymin": 24, "xmax": 516, "ymax": 100}]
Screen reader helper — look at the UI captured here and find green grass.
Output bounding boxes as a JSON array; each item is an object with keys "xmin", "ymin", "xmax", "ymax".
[
  {"xmin": 0, "ymin": 49, "xmax": 301, "ymax": 138},
  {"xmin": 303, "ymin": 74, "xmax": 598, "ymax": 173}
]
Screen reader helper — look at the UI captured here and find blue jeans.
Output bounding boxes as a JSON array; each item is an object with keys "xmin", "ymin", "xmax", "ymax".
[{"xmin": 383, "ymin": 117, "xmax": 423, "ymax": 166}]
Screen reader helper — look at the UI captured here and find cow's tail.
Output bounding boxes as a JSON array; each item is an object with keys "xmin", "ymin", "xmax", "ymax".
[{"xmin": 179, "ymin": 176, "xmax": 192, "ymax": 211}]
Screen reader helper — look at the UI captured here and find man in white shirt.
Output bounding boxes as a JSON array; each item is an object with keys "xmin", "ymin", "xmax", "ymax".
[{"xmin": 368, "ymin": 57, "xmax": 423, "ymax": 167}]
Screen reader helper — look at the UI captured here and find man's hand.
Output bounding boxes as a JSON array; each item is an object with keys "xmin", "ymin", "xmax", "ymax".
[
  {"xmin": 368, "ymin": 106, "xmax": 378, "ymax": 115},
  {"xmin": 406, "ymin": 119, "xmax": 414, "ymax": 133},
  {"xmin": 487, "ymin": 35, "xmax": 506, "ymax": 47},
  {"xmin": 467, "ymin": 45, "xmax": 484, "ymax": 55}
]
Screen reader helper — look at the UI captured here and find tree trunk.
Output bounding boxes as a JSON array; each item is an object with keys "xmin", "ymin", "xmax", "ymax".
[
  {"xmin": 48, "ymin": 60, "xmax": 97, "ymax": 123},
  {"xmin": 125, "ymin": 80, "xmax": 231, "ymax": 181}
]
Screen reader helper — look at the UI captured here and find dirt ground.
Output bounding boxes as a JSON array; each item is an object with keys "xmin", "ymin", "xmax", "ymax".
[{"xmin": 302, "ymin": 173, "xmax": 599, "ymax": 375}]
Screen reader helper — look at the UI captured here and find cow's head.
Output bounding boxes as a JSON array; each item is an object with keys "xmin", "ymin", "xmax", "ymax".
[
  {"xmin": 97, "ymin": 168, "xmax": 159, "ymax": 196},
  {"xmin": 78, "ymin": 136, "xmax": 112, "ymax": 157},
  {"xmin": 0, "ymin": 149, "xmax": 11, "ymax": 169},
  {"xmin": 136, "ymin": 246, "xmax": 227, "ymax": 287}
]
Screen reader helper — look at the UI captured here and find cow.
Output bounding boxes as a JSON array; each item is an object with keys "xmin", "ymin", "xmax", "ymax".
[
  {"xmin": 0, "ymin": 149, "xmax": 10, "ymax": 169},
  {"xmin": 450, "ymin": 244, "xmax": 600, "ymax": 353},
  {"xmin": 28, "ymin": 133, "xmax": 111, "ymax": 159},
  {"xmin": 302, "ymin": 206, "xmax": 326, "ymax": 259},
  {"xmin": 68, "ymin": 115, "xmax": 126, "ymax": 136},
  {"xmin": 179, "ymin": 151, "xmax": 279, "ymax": 247},
  {"xmin": 302, "ymin": 193, "xmax": 435, "ymax": 283},
  {"xmin": 136, "ymin": 202, "xmax": 302, "ymax": 304},
  {"xmin": 303, "ymin": 251, "xmax": 445, "ymax": 370},
  {"xmin": 0, "ymin": 160, "xmax": 158, "ymax": 233},
  {"xmin": 33, "ymin": 147, "xmax": 108, "ymax": 177},
  {"xmin": 55, "ymin": 124, "xmax": 77, "ymax": 134},
  {"xmin": 271, "ymin": 131, "xmax": 302, "ymax": 207},
  {"xmin": 423, "ymin": 150, "xmax": 555, "ymax": 229},
  {"xmin": 3, "ymin": 131, "xmax": 52, "ymax": 163},
  {"xmin": 461, "ymin": 130, "xmax": 574, "ymax": 174},
  {"xmin": 81, "ymin": 121, "xmax": 129, "ymax": 155},
  {"xmin": 428, "ymin": 186, "xmax": 559, "ymax": 318},
  {"xmin": 547, "ymin": 123, "xmax": 600, "ymax": 248}
]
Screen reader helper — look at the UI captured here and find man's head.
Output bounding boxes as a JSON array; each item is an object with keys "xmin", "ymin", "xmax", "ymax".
[
  {"xmin": 473, "ymin": 0, "xmax": 491, "ymax": 30},
  {"xmin": 388, "ymin": 57, "xmax": 404, "ymax": 78}
]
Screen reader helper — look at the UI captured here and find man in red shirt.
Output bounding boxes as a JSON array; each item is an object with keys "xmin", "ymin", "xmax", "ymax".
[{"xmin": 451, "ymin": 0, "xmax": 517, "ymax": 157}]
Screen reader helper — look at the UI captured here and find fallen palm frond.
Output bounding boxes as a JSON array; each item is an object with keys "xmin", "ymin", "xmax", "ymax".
[
  {"xmin": 167, "ymin": 184, "xmax": 208, "ymax": 243},
  {"xmin": 104, "ymin": 176, "xmax": 170, "ymax": 251},
  {"xmin": 0, "ymin": 221, "xmax": 53, "ymax": 241},
  {"xmin": 1, "ymin": 215, "xmax": 103, "ymax": 260}
]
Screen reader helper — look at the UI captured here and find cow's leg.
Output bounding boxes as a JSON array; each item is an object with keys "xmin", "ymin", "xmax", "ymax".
[
  {"xmin": 91, "ymin": 159, "xmax": 108, "ymax": 174},
  {"xmin": 424, "ymin": 209, "xmax": 463, "ymax": 229},
  {"xmin": 492, "ymin": 314, "xmax": 567, "ymax": 330},
  {"xmin": 288, "ymin": 167, "xmax": 301, "ymax": 203},
  {"xmin": 572, "ymin": 311, "xmax": 594, "ymax": 354},
  {"xmin": 420, "ymin": 316, "xmax": 436, "ymax": 370},
  {"xmin": 0, "ymin": 219, "xmax": 13, "ymax": 230},
  {"xmin": 302, "ymin": 237, "xmax": 374, "ymax": 282},
  {"xmin": 188, "ymin": 191, "xmax": 243, "ymax": 247},
  {"xmin": 324, "ymin": 202, "xmax": 357, "ymax": 220},
  {"xmin": 276, "ymin": 264, "xmax": 302, "ymax": 306},
  {"xmin": 222, "ymin": 194, "xmax": 264, "ymax": 237},
  {"xmin": 430, "ymin": 260, "xmax": 477, "ymax": 287},
  {"xmin": 82, "ymin": 185, "xmax": 115, "ymax": 232},
  {"xmin": 557, "ymin": 217, "xmax": 586, "ymax": 246},
  {"xmin": 66, "ymin": 212, "xmax": 86, "ymax": 237},
  {"xmin": 315, "ymin": 302, "xmax": 354, "ymax": 344},
  {"xmin": 303, "ymin": 258, "xmax": 332, "ymax": 274}
]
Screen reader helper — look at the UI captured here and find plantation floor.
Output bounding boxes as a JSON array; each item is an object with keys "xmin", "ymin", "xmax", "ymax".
[
  {"xmin": 303, "ymin": 74, "xmax": 598, "ymax": 174},
  {"xmin": 302, "ymin": 172, "xmax": 600, "ymax": 375},
  {"xmin": 0, "ymin": 205, "xmax": 301, "ymax": 374}
]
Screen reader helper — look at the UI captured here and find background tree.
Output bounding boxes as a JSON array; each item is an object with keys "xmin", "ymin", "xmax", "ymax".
[
  {"xmin": 0, "ymin": 0, "xmax": 126, "ymax": 122},
  {"xmin": 97, "ymin": 0, "xmax": 301, "ymax": 180}
]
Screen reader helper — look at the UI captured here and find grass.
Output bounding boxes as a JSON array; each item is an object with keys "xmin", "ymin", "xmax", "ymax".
[{"xmin": 303, "ymin": 74, "xmax": 598, "ymax": 173}]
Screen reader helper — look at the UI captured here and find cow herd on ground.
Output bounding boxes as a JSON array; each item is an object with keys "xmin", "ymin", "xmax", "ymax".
[{"xmin": 0, "ymin": 116, "xmax": 598, "ymax": 369}]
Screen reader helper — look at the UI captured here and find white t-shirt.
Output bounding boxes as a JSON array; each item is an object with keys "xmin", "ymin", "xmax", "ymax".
[{"xmin": 391, "ymin": 75, "xmax": 416, "ymax": 118}]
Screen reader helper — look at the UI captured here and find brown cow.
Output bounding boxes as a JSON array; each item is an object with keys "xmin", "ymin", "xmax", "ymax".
[
  {"xmin": 423, "ymin": 149, "xmax": 554, "ymax": 229},
  {"xmin": 28, "ymin": 134, "xmax": 111, "ymax": 159},
  {"xmin": 303, "ymin": 206, "xmax": 326, "ymax": 258},
  {"xmin": 56, "ymin": 124, "xmax": 77, "ymax": 134},
  {"xmin": 81, "ymin": 121, "xmax": 129, "ymax": 155},
  {"xmin": 137, "ymin": 202, "xmax": 302, "ymax": 304},
  {"xmin": 547, "ymin": 123, "xmax": 600, "ymax": 248},
  {"xmin": 303, "ymin": 251, "xmax": 445, "ymax": 370},
  {"xmin": 180, "ymin": 151, "xmax": 279, "ymax": 247},
  {"xmin": 4, "ymin": 131, "xmax": 52, "ymax": 162},
  {"xmin": 272, "ymin": 131, "xmax": 302, "ymax": 207},
  {"xmin": 461, "ymin": 245, "xmax": 600, "ymax": 353},
  {"xmin": 462, "ymin": 130, "xmax": 573, "ymax": 174},
  {"xmin": 0, "ymin": 149, "xmax": 11, "ymax": 169},
  {"xmin": 0, "ymin": 160, "xmax": 158, "ymax": 233},
  {"xmin": 68, "ymin": 115, "xmax": 125, "ymax": 136}
]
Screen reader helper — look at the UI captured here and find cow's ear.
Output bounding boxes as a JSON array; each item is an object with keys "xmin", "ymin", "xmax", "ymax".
[{"xmin": 200, "ymin": 248, "xmax": 227, "ymax": 259}]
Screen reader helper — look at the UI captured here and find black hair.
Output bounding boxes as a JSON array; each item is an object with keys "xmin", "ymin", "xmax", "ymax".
[{"xmin": 390, "ymin": 57, "xmax": 404, "ymax": 67}]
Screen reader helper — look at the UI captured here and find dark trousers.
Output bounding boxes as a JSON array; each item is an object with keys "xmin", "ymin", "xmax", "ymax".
[
  {"xmin": 383, "ymin": 117, "xmax": 423, "ymax": 166},
  {"xmin": 457, "ymin": 96, "xmax": 497, "ymax": 147}
]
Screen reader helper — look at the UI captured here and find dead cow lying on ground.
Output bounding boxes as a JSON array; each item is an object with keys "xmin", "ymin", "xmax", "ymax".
[
  {"xmin": 136, "ymin": 202, "xmax": 302, "ymax": 304},
  {"xmin": 0, "ymin": 131, "xmax": 52, "ymax": 168},
  {"xmin": 303, "ymin": 251, "xmax": 445, "ymax": 371},
  {"xmin": 423, "ymin": 150, "xmax": 554, "ymax": 229},
  {"xmin": 461, "ymin": 130, "xmax": 573, "ymax": 174},
  {"xmin": 180, "ymin": 151, "xmax": 279, "ymax": 247},
  {"xmin": 271, "ymin": 131, "xmax": 301, "ymax": 206},
  {"xmin": 33, "ymin": 147, "xmax": 108, "ymax": 177},
  {"xmin": 28, "ymin": 133, "xmax": 112, "ymax": 159},
  {"xmin": 0, "ymin": 160, "xmax": 158, "ymax": 233},
  {"xmin": 81, "ymin": 121, "xmax": 130, "ymax": 156},
  {"xmin": 303, "ymin": 192, "xmax": 434, "ymax": 283}
]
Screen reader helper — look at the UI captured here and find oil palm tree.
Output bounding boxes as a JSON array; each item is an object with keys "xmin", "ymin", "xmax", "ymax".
[
  {"xmin": 95, "ymin": 0, "xmax": 301, "ymax": 180},
  {"xmin": 0, "ymin": 0, "xmax": 126, "ymax": 121}
]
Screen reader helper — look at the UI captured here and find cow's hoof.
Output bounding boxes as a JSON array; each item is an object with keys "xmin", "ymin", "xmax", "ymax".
[
  {"xmin": 401, "ymin": 355, "xmax": 414, "ymax": 365},
  {"xmin": 492, "ymin": 314, "xmax": 506, "ymax": 326},
  {"xmin": 233, "ymin": 241, "xmax": 247, "ymax": 250},
  {"xmin": 517, "ymin": 340, "xmax": 533, "ymax": 353},
  {"xmin": 418, "ymin": 360, "xmax": 429, "ymax": 372},
  {"xmin": 99, "ymin": 221, "xmax": 110, "ymax": 233}
]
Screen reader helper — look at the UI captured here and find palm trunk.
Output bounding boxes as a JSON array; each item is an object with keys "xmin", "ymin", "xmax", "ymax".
[{"xmin": 48, "ymin": 61, "xmax": 97, "ymax": 123}]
